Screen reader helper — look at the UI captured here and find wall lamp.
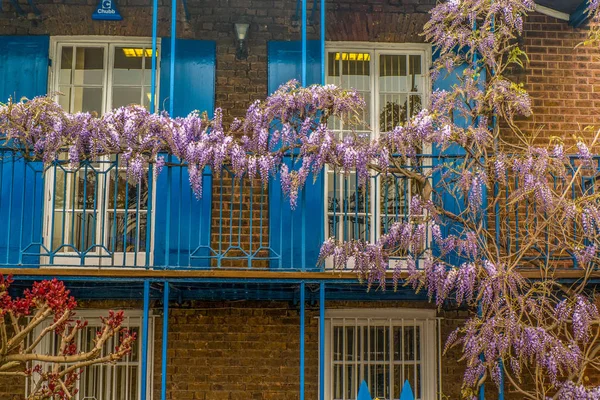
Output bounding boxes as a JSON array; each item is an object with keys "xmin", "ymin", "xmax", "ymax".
[{"xmin": 234, "ymin": 23, "xmax": 250, "ymax": 60}]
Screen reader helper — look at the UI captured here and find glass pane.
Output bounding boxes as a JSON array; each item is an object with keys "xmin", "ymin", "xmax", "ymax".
[
  {"xmin": 403, "ymin": 364, "xmax": 421, "ymax": 399},
  {"xmin": 108, "ymin": 171, "xmax": 149, "ymax": 210},
  {"xmin": 345, "ymin": 174, "xmax": 369, "ymax": 213},
  {"xmin": 346, "ymin": 215, "xmax": 370, "ymax": 241},
  {"xmin": 367, "ymin": 364, "xmax": 388, "ymax": 399},
  {"xmin": 409, "ymin": 95, "xmax": 422, "ymax": 118},
  {"xmin": 74, "ymin": 47, "xmax": 105, "ymax": 85},
  {"xmin": 404, "ymin": 326, "xmax": 415, "ymax": 361},
  {"xmin": 115, "ymin": 365, "xmax": 127, "ymax": 400},
  {"xmin": 334, "ymin": 364, "xmax": 343, "ymax": 400},
  {"xmin": 333, "ymin": 326, "xmax": 343, "ymax": 361},
  {"xmin": 379, "ymin": 93, "xmax": 408, "ymax": 131},
  {"xmin": 59, "ymin": 46, "xmax": 73, "ymax": 84},
  {"xmin": 328, "ymin": 216, "xmax": 341, "ymax": 242},
  {"xmin": 52, "ymin": 211, "xmax": 96, "ymax": 252},
  {"xmin": 409, "ymin": 55, "xmax": 423, "ymax": 92},
  {"xmin": 394, "ymin": 326, "xmax": 403, "ymax": 361},
  {"xmin": 328, "ymin": 52, "xmax": 340, "ymax": 77},
  {"xmin": 113, "ymin": 47, "xmax": 144, "ymax": 85},
  {"xmin": 112, "ymin": 86, "xmax": 142, "ymax": 108},
  {"xmin": 129, "ymin": 365, "xmax": 139, "ymax": 400},
  {"xmin": 128, "ymin": 327, "xmax": 140, "ymax": 362},
  {"xmin": 380, "ymin": 54, "xmax": 407, "ymax": 91},
  {"xmin": 328, "ymin": 171, "xmax": 340, "ymax": 213},
  {"xmin": 53, "ymin": 167, "xmax": 67, "ymax": 208},
  {"xmin": 345, "ymin": 326, "xmax": 355, "ymax": 361},
  {"xmin": 143, "ymin": 86, "xmax": 153, "ymax": 110},
  {"xmin": 381, "ymin": 174, "xmax": 407, "ymax": 217},
  {"xmin": 57, "ymin": 86, "xmax": 71, "ymax": 111},
  {"xmin": 346, "ymin": 365, "xmax": 356, "ymax": 400},
  {"xmin": 74, "ymin": 168, "xmax": 98, "ymax": 210},
  {"xmin": 107, "ymin": 211, "xmax": 147, "ymax": 252},
  {"xmin": 369, "ymin": 326, "xmax": 387, "ymax": 361},
  {"xmin": 73, "ymin": 87, "xmax": 103, "ymax": 114}
]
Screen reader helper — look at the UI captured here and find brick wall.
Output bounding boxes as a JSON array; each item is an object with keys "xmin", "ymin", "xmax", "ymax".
[{"xmin": 515, "ymin": 13, "xmax": 600, "ymax": 145}]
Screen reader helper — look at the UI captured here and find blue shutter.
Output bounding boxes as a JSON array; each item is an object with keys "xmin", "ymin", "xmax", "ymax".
[
  {"xmin": 431, "ymin": 50, "xmax": 483, "ymax": 265},
  {"xmin": 153, "ymin": 39, "xmax": 215, "ymax": 268},
  {"xmin": 0, "ymin": 36, "xmax": 49, "ymax": 267},
  {"xmin": 267, "ymin": 40, "xmax": 323, "ymax": 270}
]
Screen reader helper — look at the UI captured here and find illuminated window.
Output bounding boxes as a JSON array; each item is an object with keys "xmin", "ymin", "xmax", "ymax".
[
  {"xmin": 46, "ymin": 38, "xmax": 159, "ymax": 267},
  {"xmin": 325, "ymin": 45, "xmax": 430, "ymax": 258}
]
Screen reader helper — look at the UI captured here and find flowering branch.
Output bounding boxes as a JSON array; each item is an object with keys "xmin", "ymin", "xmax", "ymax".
[{"xmin": 0, "ymin": 275, "xmax": 136, "ymax": 400}]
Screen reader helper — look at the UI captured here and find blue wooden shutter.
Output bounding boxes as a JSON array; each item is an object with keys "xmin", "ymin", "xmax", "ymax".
[
  {"xmin": 153, "ymin": 39, "xmax": 215, "ymax": 268},
  {"xmin": 0, "ymin": 36, "xmax": 49, "ymax": 267},
  {"xmin": 267, "ymin": 40, "xmax": 323, "ymax": 270},
  {"xmin": 431, "ymin": 50, "xmax": 480, "ymax": 265}
]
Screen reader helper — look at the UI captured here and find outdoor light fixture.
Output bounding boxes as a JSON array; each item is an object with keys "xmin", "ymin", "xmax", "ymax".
[{"xmin": 234, "ymin": 23, "xmax": 250, "ymax": 60}]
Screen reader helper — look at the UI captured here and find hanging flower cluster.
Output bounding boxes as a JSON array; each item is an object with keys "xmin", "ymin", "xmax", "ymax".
[{"xmin": 0, "ymin": 81, "xmax": 372, "ymax": 205}]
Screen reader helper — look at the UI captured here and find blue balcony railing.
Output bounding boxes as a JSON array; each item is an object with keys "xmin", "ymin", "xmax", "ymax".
[
  {"xmin": 0, "ymin": 149, "xmax": 437, "ymax": 271},
  {"xmin": 1, "ymin": 148, "xmax": 592, "ymax": 271}
]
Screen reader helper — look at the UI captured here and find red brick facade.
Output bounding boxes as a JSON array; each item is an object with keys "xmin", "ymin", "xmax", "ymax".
[
  {"xmin": 1, "ymin": 1, "xmax": 599, "ymax": 399},
  {"xmin": 516, "ymin": 13, "xmax": 600, "ymax": 145}
]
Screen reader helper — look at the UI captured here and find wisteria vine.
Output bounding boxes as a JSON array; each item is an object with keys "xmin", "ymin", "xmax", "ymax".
[{"xmin": 2, "ymin": 0, "xmax": 600, "ymax": 398}]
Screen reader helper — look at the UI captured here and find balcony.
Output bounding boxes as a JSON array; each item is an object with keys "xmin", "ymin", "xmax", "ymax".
[
  {"xmin": 0, "ymin": 149, "xmax": 435, "ymax": 271},
  {"xmin": 1, "ymin": 146, "xmax": 594, "ymax": 273}
]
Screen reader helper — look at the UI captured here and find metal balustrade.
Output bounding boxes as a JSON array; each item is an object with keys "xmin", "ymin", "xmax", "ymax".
[{"xmin": 0, "ymin": 149, "xmax": 594, "ymax": 270}]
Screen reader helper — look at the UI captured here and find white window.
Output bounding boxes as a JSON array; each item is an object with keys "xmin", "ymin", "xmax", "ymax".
[
  {"xmin": 27, "ymin": 310, "xmax": 154, "ymax": 400},
  {"xmin": 325, "ymin": 309, "xmax": 440, "ymax": 400},
  {"xmin": 43, "ymin": 37, "xmax": 159, "ymax": 267},
  {"xmin": 324, "ymin": 44, "xmax": 431, "ymax": 254}
]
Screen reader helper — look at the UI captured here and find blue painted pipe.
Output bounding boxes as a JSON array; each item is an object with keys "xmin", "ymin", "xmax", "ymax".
[
  {"xmin": 301, "ymin": 0, "xmax": 307, "ymax": 86},
  {"xmin": 320, "ymin": 0, "xmax": 325, "ymax": 85},
  {"xmin": 300, "ymin": 282, "xmax": 305, "ymax": 400},
  {"xmin": 161, "ymin": 282, "xmax": 170, "ymax": 400},
  {"xmin": 150, "ymin": 0, "xmax": 158, "ymax": 112},
  {"xmin": 141, "ymin": 280, "xmax": 150, "ymax": 400},
  {"xmin": 319, "ymin": 282, "xmax": 325, "ymax": 400},
  {"xmin": 169, "ymin": 0, "xmax": 176, "ymax": 116}
]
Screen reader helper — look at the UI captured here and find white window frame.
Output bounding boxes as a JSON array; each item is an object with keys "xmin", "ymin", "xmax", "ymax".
[
  {"xmin": 43, "ymin": 36, "xmax": 160, "ymax": 268},
  {"xmin": 324, "ymin": 308, "xmax": 439, "ymax": 400},
  {"xmin": 26, "ymin": 309, "xmax": 155, "ymax": 400},
  {"xmin": 323, "ymin": 43, "xmax": 433, "ymax": 269}
]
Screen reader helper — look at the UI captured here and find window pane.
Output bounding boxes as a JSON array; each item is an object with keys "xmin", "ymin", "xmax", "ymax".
[
  {"xmin": 112, "ymin": 86, "xmax": 142, "ymax": 108},
  {"xmin": 409, "ymin": 95, "xmax": 422, "ymax": 118},
  {"xmin": 334, "ymin": 364, "xmax": 343, "ymax": 400},
  {"xmin": 346, "ymin": 365, "xmax": 356, "ymax": 399},
  {"xmin": 57, "ymin": 87, "xmax": 71, "ymax": 110},
  {"xmin": 74, "ymin": 168, "xmax": 98, "ymax": 209},
  {"xmin": 108, "ymin": 171, "xmax": 149, "ymax": 210},
  {"xmin": 51, "ymin": 211, "xmax": 96, "ymax": 252},
  {"xmin": 113, "ymin": 47, "xmax": 144, "ymax": 85},
  {"xmin": 345, "ymin": 326, "xmax": 355, "ymax": 361},
  {"xmin": 74, "ymin": 47, "xmax": 105, "ymax": 85},
  {"xmin": 380, "ymin": 174, "xmax": 407, "ymax": 218},
  {"xmin": 72, "ymin": 87, "xmax": 103, "ymax": 114},
  {"xmin": 107, "ymin": 211, "xmax": 147, "ymax": 252},
  {"xmin": 143, "ymin": 86, "xmax": 153, "ymax": 110},
  {"xmin": 59, "ymin": 46, "xmax": 73, "ymax": 84},
  {"xmin": 379, "ymin": 93, "xmax": 408, "ymax": 131},
  {"xmin": 334, "ymin": 326, "xmax": 343, "ymax": 361},
  {"xmin": 409, "ymin": 55, "xmax": 423, "ymax": 92}
]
